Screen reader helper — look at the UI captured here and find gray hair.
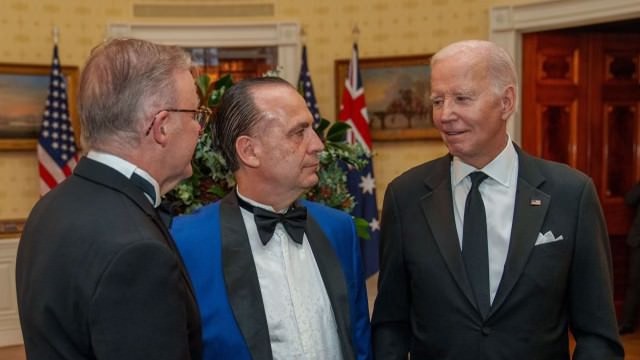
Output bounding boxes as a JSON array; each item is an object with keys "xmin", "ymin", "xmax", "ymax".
[
  {"xmin": 431, "ymin": 40, "xmax": 518, "ymax": 99},
  {"xmin": 77, "ymin": 38, "xmax": 192, "ymax": 150},
  {"xmin": 213, "ymin": 76, "xmax": 294, "ymax": 172}
]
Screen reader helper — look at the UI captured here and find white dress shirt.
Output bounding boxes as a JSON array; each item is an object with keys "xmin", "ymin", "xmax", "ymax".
[
  {"xmin": 87, "ymin": 150, "xmax": 161, "ymax": 208},
  {"xmin": 451, "ymin": 139, "xmax": 519, "ymax": 303},
  {"xmin": 236, "ymin": 190, "xmax": 342, "ymax": 360}
]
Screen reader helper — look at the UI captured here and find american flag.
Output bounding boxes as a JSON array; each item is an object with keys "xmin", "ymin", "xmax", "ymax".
[
  {"xmin": 338, "ymin": 43, "xmax": 380, "ymax": 278},
  {"xmin": 38, "ymin": 44, "xmax": 78, "ymax": 195},
  {"xmin": 297, "ymin": 45, "xmax": 321, "ymax": 125}
]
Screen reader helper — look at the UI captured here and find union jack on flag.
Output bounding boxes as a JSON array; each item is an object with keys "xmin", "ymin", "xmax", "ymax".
[
  {"xmin": 338, "ymin": 43, "xmax": 380, "ymax": 278},
  {"xmin": 38, "ymin": 44, "xmax": 78, "ymax": 195}
]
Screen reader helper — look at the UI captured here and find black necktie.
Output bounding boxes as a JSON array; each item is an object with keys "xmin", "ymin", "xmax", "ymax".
[
  {"xmin": 130, "ymin": 172, "xmax": 156, "ymax": 205},
  {"xmin": 237, "ymin": 195, "xmax": 307, "ymax": 245},
  {"xmin": 462, "ymin": 171, "xmax": 490, "ymax": 318}
]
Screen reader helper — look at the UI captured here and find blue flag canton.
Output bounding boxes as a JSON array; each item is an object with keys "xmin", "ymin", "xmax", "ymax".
[
  {"xmin": 39, "ymin": 46, "xmax": 77, "ymax": 167},
  {"xmin": 298, "ymin": 46, "xmax": 321, "ymax": 124}
]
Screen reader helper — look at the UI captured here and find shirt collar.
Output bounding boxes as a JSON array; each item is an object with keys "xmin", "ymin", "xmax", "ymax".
[
  {"xmin": 452, "ymin": 135, "xmax": 517, "ymax": 188},
  {"xmin": 87, "ymin": 150, "xmax": 161, "ymax": 207},
  {"xmin": 236, "ymin": 188, "xmax": 286, "ymax": 214}
]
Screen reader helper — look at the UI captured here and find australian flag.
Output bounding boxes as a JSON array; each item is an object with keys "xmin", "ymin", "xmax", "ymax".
[
  {"xmin": 297, "ymin": 45, "xmax": 321, "ymax": 126},
  {"xmin": 37, "ymin": 44, "xmax": 78, "ymax": 195},
  {"xmin": 338, "ymin": 43, "xmax": 380, "ymax": 278}
]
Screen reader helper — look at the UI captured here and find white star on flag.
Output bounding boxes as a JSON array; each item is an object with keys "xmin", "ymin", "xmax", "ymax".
[
  {"xmin": 38, "ymin": 43, "xmax": 78, "ymax": 195},
  {"xmin": 297, "ymin": 45, "xmax": 321, "ymax": 125},
  {"xmin": 359, "ymin": 173, "xmax": 376, "ymax": 194},
  {"xmin": 369, "ymin": 218, "xmax": 380, "ymax": 232}
]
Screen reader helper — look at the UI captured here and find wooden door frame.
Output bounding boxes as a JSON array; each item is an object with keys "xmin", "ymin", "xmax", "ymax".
[{"xmin": 489, "ymin": 0, "xmax": 640, "ymax": 144}]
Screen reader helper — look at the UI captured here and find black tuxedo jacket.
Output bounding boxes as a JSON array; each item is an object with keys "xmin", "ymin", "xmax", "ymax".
[
  {"xmin": 16, "ymin": 157, "xmax": 202, "ymax": 359},
  {"xmin": 371, "ymin": 146, "xmax": 623, "ymax": 360}
]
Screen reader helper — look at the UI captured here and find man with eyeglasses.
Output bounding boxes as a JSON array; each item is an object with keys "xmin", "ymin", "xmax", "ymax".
[{"xmin": 16, "ymin": 38, "xmax": 205, "ymax": 360}]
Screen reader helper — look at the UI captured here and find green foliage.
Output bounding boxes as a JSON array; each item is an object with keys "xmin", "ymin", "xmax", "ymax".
[
  {"xmin": 303, "ymin": 118, "xmax": 367, "ymax": 211},
  {"xmin": 164, "ymin": 74, "xmax": 372, "ymax": 239}
]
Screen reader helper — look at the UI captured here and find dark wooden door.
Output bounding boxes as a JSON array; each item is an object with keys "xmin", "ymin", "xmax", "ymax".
[{"xmin": 522, "ymin": 21, "xmax": 640, "ymax": 308}]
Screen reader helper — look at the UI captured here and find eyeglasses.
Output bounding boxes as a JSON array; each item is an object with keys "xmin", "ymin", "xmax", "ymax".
[{"xmin": 145, "ymin": 106, "xmax": 212, "ymax": 136}]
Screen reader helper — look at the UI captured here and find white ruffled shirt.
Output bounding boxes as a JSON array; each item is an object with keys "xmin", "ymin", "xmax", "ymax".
[{"xmin": 236, "ymin": 190, "xmax": 343, "ymax": 360}]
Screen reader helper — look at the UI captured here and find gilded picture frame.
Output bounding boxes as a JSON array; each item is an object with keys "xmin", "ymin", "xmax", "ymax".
[
  {"xmin": 0, "ymin": 218, "xmax": 25, "ymax": 238},
  {"xmin": 335, "ymin": 54, "xmax": 439, "ymax": 141},
  {"xmin": 0, "ymin": 63, "xmax": 80, "ymax": 151}
]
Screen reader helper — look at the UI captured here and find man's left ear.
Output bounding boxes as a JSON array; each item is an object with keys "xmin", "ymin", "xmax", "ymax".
[{"xmin": 500, "ymin": 86, "xmax": 516, "ymax": 120}]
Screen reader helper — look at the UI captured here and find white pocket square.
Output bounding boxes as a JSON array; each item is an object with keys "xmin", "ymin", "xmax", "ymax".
[{"xmin": 535, "ymin": 231, "xmax": 564, "ymax": 246}]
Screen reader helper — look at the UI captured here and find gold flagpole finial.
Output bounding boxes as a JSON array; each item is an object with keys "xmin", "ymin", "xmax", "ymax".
[
  {"xmin": 52, "ymin": 26, "xmax": 59, "ymax": 45},
  {"xmin": 300, "ymin": 26, "xmax": 307, "ymax": 45},
  {"xmin": 352, "ymin": 24, "xmax": 360, "ymax": 44}
]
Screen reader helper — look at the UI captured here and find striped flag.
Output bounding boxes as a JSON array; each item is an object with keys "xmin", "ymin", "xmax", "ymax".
[
  {"xmin": 38, "ymin": 44, "xmax": 78, "ymax": 195},
  {"xmin": 297, "ymin": 45, "xmax": 321, "ymax": 125},
  {"xmin": 338, "ymin": 43, "xmax": 380, "ymax": 278}
]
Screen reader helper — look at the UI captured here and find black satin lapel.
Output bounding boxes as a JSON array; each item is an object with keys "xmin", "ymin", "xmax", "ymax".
[
  {"xmin": 76, "ymin": 159, "xmax": 199, "ymax": 301},
  {"xmin": 420, "ymin": 182, "xmax": 478, "ymax": 313},
  {"xmin": 489, "ymin": 178, "xmax": 550, "ymax": 315},
  {"xmin": 305, "ymin": 216, "xmax": 355, "ymax": 360},
  {"xmin": 220, "ymin": 194, "xmax": 273, "ymax": 360},
  {"xmin": 144, "ymin": 208, "xmax": 201, "ymax": 300}
]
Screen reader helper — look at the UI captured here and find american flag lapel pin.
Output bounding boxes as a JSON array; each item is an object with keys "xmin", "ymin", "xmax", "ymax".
[{"xmin": 530, "ymin": 199, "xmax": 542, "ymax": 206}]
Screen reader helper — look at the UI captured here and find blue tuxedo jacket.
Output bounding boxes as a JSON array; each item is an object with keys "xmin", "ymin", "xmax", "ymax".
[{"xmin": 171, "ymin": 193, "xmax": 372, "ymax": 360}]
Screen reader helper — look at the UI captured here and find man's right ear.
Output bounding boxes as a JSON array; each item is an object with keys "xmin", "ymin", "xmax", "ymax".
[
  {"xmin": 500, "ymin": 85, "xmax": 516, "ymax": 121},
  {"xmin": 235, "ymin": 135, "xmax": 260, "ymax": 168},
  {"xmin": 147, "ymin": 110, "xmax": 170, "ymax": 145}
]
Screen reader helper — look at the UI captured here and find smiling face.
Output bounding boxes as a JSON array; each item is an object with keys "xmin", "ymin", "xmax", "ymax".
[
  {"xmin": 249, "ymin": 84, "xmax": 325, "ymax": 202},
  {"xmin": 430, "ymin": 49, "xmax": 514, "ymax": 169}
]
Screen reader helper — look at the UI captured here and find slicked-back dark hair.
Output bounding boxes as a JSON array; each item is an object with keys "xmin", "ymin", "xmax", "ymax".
[{"xmin": 213, "ymin": 76, "xmax": 294, "ymax": 171}]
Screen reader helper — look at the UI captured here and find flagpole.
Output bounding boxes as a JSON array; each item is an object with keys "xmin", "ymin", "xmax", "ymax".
[
  {"xmin": 52, "ymin": 26, "xmax": 59, "ymax": 45},
  {"xmin": 39, "ymin": 26, "xmax": 79, "ymax": 195},
  {"xmin": 339, "ymin": 24, "xmax": 381, "ymax": 277}
]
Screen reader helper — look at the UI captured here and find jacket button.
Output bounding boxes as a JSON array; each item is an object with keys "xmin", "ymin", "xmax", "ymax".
[{"xmin": 481, "ymin": 327, "xmax": 492, "ymax": 336}]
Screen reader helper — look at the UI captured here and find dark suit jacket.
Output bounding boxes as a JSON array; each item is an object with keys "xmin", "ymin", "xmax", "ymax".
[
  {"xmin": 371, "ymin": 146, "xmax": 623, "ymax": 360},
  {"xmin": 625, "ymin": 182, "xmax": 640, "ymax": 247},
  {"xmin": 170, "ymin": 193, "xmax": 372, "ymax": 360},
  {"xmin": 16, "ymin": 157, "xmax": 202, "ymax": 359}
]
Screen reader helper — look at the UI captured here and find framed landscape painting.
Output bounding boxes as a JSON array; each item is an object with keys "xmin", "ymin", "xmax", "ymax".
[
  {"xmin": 0, "ymin": 64, "xmax": 79, "ymax": 150},
  {"xmin": 335, "ymin": 54, "xmax": 439, "ymax": 141}
]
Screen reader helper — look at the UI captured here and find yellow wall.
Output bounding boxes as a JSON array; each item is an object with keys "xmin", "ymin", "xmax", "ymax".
[{"xmin": 0, "ymin": 0, "xmax": 538, "ymax": 219}]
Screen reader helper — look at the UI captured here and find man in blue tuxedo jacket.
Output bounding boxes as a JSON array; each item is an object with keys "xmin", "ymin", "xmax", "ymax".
[{"xmin": 171, "ymin": 77, "xmax": 372, "ymax": 360}]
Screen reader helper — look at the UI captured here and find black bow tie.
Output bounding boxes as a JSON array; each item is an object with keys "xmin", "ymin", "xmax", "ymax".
[{"xmin": 236, "ymin": 195, "xmax": 307, "ymax": 245}]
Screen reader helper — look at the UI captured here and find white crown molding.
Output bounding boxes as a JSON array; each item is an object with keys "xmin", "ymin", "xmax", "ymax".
[
  {"xmin": 490, "ymin": 0, "xmax": 640, "ymax": 143},
  {"xmin": 106, "ymin": 22, "xmax": 301, "ymax": 84}
]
